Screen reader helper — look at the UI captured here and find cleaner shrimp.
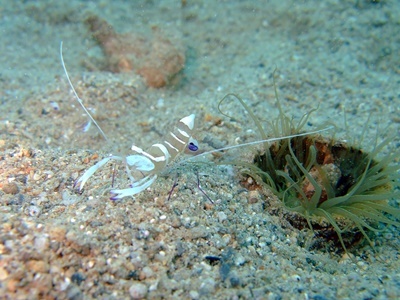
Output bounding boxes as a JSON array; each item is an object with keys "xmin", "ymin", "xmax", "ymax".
[
  {"xmin": 60, "ymin": 42, "xmax": 199, "ymax": 200},
  {"xmin": 60, "ymin": 42, "xmax": 332, "ymax": 200}
]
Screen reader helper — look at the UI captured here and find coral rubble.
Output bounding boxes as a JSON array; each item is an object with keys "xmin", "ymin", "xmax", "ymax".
[{"xmin": 86, "ymin": 15, "xmax": 185, "ymax": 88}]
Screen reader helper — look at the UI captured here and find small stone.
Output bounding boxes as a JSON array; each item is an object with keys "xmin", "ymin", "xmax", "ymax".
[
  {"xmin": 26, "ymin": 205, "xmax": 41, "ymax": 217},
  {"xmin": 127, "ymin": 270, "xmax": 140, "ymax": 280},
  {"xmin": 217, "ymin": 211, "xmax": 227, "ymax": 222},
  {"xmin": 66, "ymin": 285, "xmax": 82, "ymax": 300},
  {"xmin": 27, "ymin": 260, "xmax": 49, "ymax": 273},
  {"xmin": 170, "ymin": 215, "xmax": 181, "ymax": 228},
  {"xmin": 71, "ymin": 272, "xmax": 85, "ymax": 286},
  {"xmin": 141, "ymin": 266, "xmax": 153, "ymax": 279},
  {"xmin": 49, "ymin": 226, "xmax": 67, "ymax": 242},
  {"xmin": 7, "ymin": 278, "xmax": 18, "ymax": 292},
  {"xmin": 229, "ymin": 275, "xmax": 240, "ymax": 287},
  {"xmin": 34, "ymin": 235, "xmax": 50, "ymax": 253},
  {"xmin": 189, "ymin": 290, "xmax": 199, "ymax": 299},
  {"xmin": 248, "ymin": 190, "xmax": 259, "ymax": 204},
  {"xmin": 235, "ymin": 255, "xmax": 246, "ymax": 266},
  {"xmin": 61, "ymin": 190, "xmax": 80, "ymax": 205},
  {"xmin": 2, "ymin": 182, "xmax": 19, "ymax": 195},
  {"xmin": 129, "ymin": 282, "xmax": 147, "ymax": 299},
  {"xmin": 190, "ymin": 225, "xmax": 209, "ymax": 239},
  {"xmin": 87, "ymin": 261, "xmax": 95, "ymax": 269},
  {"xmin": 291, "ymin": 274, "xmax": 301, "ymax": 282},
  {"xmin": 199, "ymin": 278, "xmax": 216, "ymax": 295},
  {"xmin": 102, "ymin": 273, "xmax": 116, "ymax": 284},
  {"xmin": 0, "ymin": 267, "xmax": 9, "ymax": 280},
  {"xmin": 203, "ymin": 202, "xmax": 214, "ymax": 210}
]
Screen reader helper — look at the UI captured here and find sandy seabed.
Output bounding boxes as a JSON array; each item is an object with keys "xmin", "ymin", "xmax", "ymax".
[{"xmin": 0, "ymin": 1, "xmax": 399, "ymax": 299}]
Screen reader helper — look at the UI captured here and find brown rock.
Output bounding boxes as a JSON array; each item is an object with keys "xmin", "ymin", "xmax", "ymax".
[
  {"xmin": 85, "ymin": 15, "xmax": 185, "ymax": 88},
  {"xmin": 2, "ymin": 182, "xmax": 19, "ymax": 195},
  {"xmin": 7, "ymin": 278, "xmax": 18, "ymax": 293},
  {"xmin": 27, "ymin": 260, "xmax": 50, "ymax": 273},
  {"xmin": 48, "ymin": 226, "xmax": 66, "ymax": 242}
]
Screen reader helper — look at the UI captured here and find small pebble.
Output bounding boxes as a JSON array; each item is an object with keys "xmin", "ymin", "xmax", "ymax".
[
  {"xmin": 49, "ymin": 101, "xmax": 60, "ymax": 111},
  {"xmin": 235, "ymin": 255, "xmax": 246, "ymax": 266},
  {"xmin": 66, "ymin": 285, "xmax": 82, "ymax": 300},
  {"xmin": 142, "ymin": 266, "xmax": 153, "ymax": 278},
  {"xmin": 7, "ymin": 278, "xmax": 18, "ymax": 292},
  {"xmin": 217, "ymin": 211, "xmax": 227, "ymax": 222},
  {"xmin": 199, "ymin": 278, "xmax": 216, "ymax": 295},
  {"xmin": 247, "ymin": 190, "xmax": 259, "ymax": 204},
  {"xmin": 49, "ymin": 226, "xmax": 67, "ymax": 242},
  {"xmin": 189, "ymin": 290, "xmax": 199, "ymax": 299},
  {"xmin": 27, "ymin": 260, "xmax": 49, "ymax": 273},
  {"xmin": 2, "ymin": 182, "xmax": 19, "ymax": 195},
  {"xmin": 229, "ymin": 275, "xmax": 240, "ymax": 287},
  {"xmin": 87, "ymin": 261, "xmax": 95, "ymax": 269},
  {"xmin": 129, "ymin": 282, "xmax": 147, "ymax": 299},
  {"xmin": 34, "ymin": 235, "xmax": 49, "ymax": 253},
  {"xmin": 27, "ymin": 205, "xmax": 41, "ymax": 217},
  {"xmin": 0, "ymin": 267, "xmax": 9, "ymax": 280},
  {"xmin": 190, "ymin": 225, "xmax": 209, "ymax": 239},
  {"xmin": 71, "ymin": 272, "xmax": 85, "ymax": 286},
  {"xmin": 291, "ymin": 274, "xmax": 301, "ymax": 282},
  {"xmin": 61, "ymin": 191, "xmax": 80, "ymax": 205}
]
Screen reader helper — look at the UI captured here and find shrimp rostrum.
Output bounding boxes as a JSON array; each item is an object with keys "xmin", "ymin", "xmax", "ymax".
[{"xmin": 60, "ymin": 42, "xmax": 198, "ymax": 200}]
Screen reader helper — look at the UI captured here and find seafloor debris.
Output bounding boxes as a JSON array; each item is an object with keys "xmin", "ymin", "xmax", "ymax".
[{"xmin": 85, "ymin": 15, "xmax": 186, "ymax": 88}]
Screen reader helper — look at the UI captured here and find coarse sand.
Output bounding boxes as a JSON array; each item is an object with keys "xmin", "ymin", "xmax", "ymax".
[{"xmin": 0, "ymin": 1, "xmax": 399, "ymax": 299}]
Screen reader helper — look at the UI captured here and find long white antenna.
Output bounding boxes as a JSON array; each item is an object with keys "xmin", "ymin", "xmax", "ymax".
[
  {"xmin": 193, "ymin": 126, "xmax": 335, "ymax": 159},
  {"xmin": 60, "ymin": 41, "xmax": 108, "ymax": 142}
]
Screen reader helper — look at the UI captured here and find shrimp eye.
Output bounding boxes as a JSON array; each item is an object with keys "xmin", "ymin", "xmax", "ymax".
[
  {"xmin": 188, "ymin": 138, "xmax": 199, "ymax": 152},
  {"xmin": 188, "ymin": 142, "xmax": 198, "ymax": 152}
]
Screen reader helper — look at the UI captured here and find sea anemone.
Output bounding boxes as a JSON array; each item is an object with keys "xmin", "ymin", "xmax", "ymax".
[{"xmin": 220, "ymin": 78, "xmax": 400, "ymax": 253}]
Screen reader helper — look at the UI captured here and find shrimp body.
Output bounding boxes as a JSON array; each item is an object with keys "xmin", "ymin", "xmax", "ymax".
[
  {"xmin": 132, "ymin": 114, "xmax": 196, "ymax": 172},
  {"xmin": 74, "ymin": 114, "xmax": 196, "ymax": 200}
]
